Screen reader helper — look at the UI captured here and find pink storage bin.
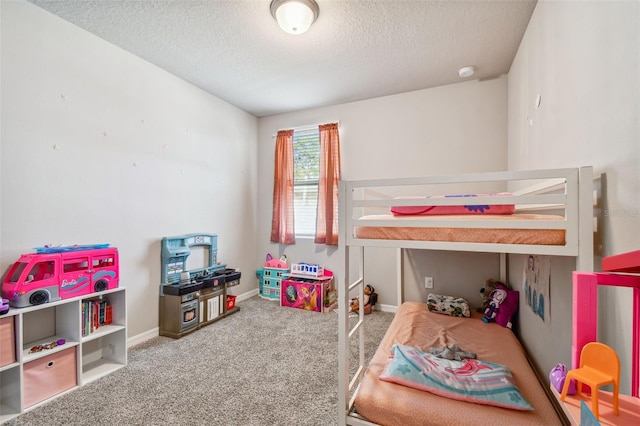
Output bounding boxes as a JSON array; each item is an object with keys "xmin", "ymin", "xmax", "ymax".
[
  {"xmin": 23, "ymin": 347, "xmax": 77, "ymax": 408},
  {"xmin": 0, "ymin": 316, "xmax": 16, "ymax": 367}
]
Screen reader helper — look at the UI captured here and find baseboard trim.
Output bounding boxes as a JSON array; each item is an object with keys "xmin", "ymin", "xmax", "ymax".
[
  {"xmin": 377, "ymin": 303, "xmax": 398, "ymax": 313},
  {"xmin": 128, "ymin": 327, "xmax": 159, "ymax": 347},
  {"xmin": 127, "ymin": 289, "xmax": 259, "ymax": 348},
  {"xmin": 234, "ymin": 288, "xmax": 259, "ymax": 302}
]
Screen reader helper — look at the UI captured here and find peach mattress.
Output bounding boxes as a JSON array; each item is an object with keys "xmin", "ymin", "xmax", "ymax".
[
  {"xmin": 353, "ymin": 302, "xmax": 562, "ymax": 426},
  {"xmin": 353, "ymin": 214, "xmax": 566, "ymax": 245}
]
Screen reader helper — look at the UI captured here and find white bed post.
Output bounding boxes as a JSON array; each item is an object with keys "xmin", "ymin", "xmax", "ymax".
[
  {"xmin": 338, "ymin": 181, "xmax": 349, "ymax": 426},
  {"xmin": 397, "ymin": 248, "xmax": 404, "ymax": 306},
  {"xmin": 499, "ymin": 253, "xmax": 507, "ymax": 283},
  {"xmin": 358, "ymin": 245, "xmax": 366, "ymax": 384},
  {"xmin": 577, "ymin": 166, "xmax": 594, "ymax": 272}
]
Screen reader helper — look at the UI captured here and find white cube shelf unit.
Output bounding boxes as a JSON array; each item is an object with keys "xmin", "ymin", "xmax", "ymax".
[{"xmin": 0, "ymin": 287, "xmax": 126, "ymax": 423}]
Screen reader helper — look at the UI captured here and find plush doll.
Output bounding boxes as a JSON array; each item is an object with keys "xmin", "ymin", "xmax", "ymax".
[
  {"xmin": 481, "ymin": 282, "xmax": 519, "ymax": 328},
  {"xmin": 477, "ymin": 279, "xmax": 504, "ymax": 313},
  {"xmin": 350, "ymin": 284, "xmax": 378, "ymax": 314},
  {"xmin": 364, "ymin": 284, "xmax": 378, "ymax": 314},
  {"xmin": 482, "ymin": 286, "xmax": 508, "ymax": 323}
]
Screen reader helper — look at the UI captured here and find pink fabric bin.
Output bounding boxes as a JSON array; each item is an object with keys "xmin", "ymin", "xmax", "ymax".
[
  {"xmin": 0, "ymin": 316, "xmax": 16, "ymax": 367},
  {"xmin": 23, "ymin": 347, "xmax": 77, "ymax": 408}
]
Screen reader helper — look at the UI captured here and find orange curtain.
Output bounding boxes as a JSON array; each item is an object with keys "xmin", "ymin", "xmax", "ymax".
[
  {"xmin": 270, "ymin": 129, "xmax": 295, "ymax": 244},
  {"xmin": 315, "ymin": 123, "xmax": 341, "ymax": 245}
]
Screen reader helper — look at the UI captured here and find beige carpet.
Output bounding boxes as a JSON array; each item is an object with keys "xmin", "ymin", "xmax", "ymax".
[{"xmin": 6, "ymin": 296, "xmax": 393, "ymax": 426}]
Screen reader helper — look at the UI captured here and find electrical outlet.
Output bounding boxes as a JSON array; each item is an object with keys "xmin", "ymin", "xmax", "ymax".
[{"xmin": 425, "ymin": 277, "xmax": 433, "ymax": 289}]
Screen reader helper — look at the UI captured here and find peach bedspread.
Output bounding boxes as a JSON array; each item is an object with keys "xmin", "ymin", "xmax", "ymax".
[
  {"xmin": 354, "ymin": 302, "xmax": 562, "ymax": 426},
  {"xmin": 353, "ymin": 214, "xmax": 566, "ymax": 245}
]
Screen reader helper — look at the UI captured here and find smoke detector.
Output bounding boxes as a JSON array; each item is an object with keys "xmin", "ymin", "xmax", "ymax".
[{"xmin": 458, "ymin": 66, "xmax": 476, "ymax": 78}]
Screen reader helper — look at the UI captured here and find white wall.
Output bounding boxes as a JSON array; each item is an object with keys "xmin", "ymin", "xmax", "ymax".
[
  {"xmin": 8, "ymin": 3, "xmax": 636, "ymax": 397},
  {"xmin": 1, "ymin": 1, "xmax": 259, "ymax": 338},
  {"xmin": 257, "ymin": 77, "xmax": 508, "ymax": 307},
  {"xmin": 508, "ymin": 0, "xmax": 639, "ymax": 394}
]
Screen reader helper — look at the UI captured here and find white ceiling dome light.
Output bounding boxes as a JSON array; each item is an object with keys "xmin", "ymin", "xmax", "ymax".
[
  {"xmin": 458, "ymin": 66, "xmax": 476, "ymax": 78},
  {"xmin": 270, "ymin": 0, "xmax": 320, "ymax": 35}
]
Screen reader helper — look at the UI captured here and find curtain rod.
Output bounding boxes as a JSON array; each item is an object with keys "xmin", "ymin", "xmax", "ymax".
[{"xmin": 272, "ymin": 120, "xmax": 341, "ymax": 138}]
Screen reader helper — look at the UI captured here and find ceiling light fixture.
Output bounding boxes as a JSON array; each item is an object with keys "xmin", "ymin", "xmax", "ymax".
[
  {"xmin": 458, "ymin": 66, "xmax": 476, "ymax": 78},
  {"xmin": 270, "ymin": 0, "xmax": 319, "ymax": 35}
]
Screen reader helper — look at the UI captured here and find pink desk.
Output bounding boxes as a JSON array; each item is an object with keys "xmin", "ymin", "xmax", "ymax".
[{"xmin": 572, "ymin": 249, "xmax": 640, "ymax": 397}]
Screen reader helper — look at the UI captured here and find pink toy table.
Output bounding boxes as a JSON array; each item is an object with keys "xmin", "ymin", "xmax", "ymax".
[{"xmin": 572, "ymin": 249, "xmax": 640, "ymax": 398}]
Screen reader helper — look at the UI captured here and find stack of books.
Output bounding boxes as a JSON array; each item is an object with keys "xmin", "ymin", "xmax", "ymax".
[{"xmin": 81, "ymin": 299, "xmax": 113, "ymax": 337}]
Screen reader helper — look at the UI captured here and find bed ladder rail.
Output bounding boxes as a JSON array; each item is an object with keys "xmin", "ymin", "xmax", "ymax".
[
  {"xmin": 338, "ymin": 184, "xmax": 368, "ymax": 425},
  {"xmin": 346, "ymin": 274, "xmax": 366, "ymax": 390}
]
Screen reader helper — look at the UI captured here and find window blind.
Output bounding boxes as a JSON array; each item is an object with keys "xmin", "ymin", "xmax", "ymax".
[{"xmin": 293, "ymin": 128, "xmax": 320, "ymax": 237}]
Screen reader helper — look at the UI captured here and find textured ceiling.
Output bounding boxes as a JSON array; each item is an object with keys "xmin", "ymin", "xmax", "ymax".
[{"xmin": 28, "ymin": 0, "xmax": 537, "ymax": 117}]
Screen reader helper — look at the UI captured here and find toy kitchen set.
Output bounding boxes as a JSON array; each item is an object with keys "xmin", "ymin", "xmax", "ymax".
[{"xmin": 159, "ymin": 233, "xmax": 240, "ymax": 339}]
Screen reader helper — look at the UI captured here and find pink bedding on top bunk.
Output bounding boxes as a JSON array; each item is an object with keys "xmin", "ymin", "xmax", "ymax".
[
  {"xmin": 353, "ymin": 302, "xmax": 562, "ymax": 426},
  {"xmin": 354, "ymin": 214, "xmax": 566, "ymax": 245},
  {"xmin": 390, "ymin": 193, "xmax": 516, "ymax": 216}
]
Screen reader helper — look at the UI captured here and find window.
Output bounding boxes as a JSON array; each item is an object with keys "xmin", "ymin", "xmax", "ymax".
[
  {"xmin": 293, "ymin": 128, "xmax": 320, "ymax": 237},
  {"xmin": 26, "ymin": 261, "xmax": 55, "ymax": 282},
  {"xmin": 8, "ymin": 262, "xmax": 28, "ymax": 283},
  {"xmin": 93, "ymin": 255, "xmax": 115, "ymax": 268},
  {"xmin": 271, "ymin": 122, "xmax": 339, "ymax": 245},
  {"xmin": 63, "ymin": 257, "xmax": 89, "ymax": 273}
]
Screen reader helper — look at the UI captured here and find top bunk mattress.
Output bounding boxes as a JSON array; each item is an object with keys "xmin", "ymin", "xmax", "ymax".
[
  {"xmin": 353, "ymin": 213, "xmax": 566, "ymax": 245},
  {"xmin": 354, "ymin": 302, "xmax": 562, "ymax": 426}
]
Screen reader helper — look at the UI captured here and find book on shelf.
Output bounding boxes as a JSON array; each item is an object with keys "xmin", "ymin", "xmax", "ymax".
[
  {"xmin": 105, "ymin": 305, "xmax": 112, "ymax": 325},
  {"xmin": 81, "ymin": 299, "xmax": 113, "ymax": 337}
]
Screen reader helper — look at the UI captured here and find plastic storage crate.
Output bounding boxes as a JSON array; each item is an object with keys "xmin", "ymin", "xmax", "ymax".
[
  {"xmin": 226, "ymin": 295, "xmax": 237, "ymax": 311},
  {"xmin": 0, "ymin": 316, "xmax": 16, "ymax": 367}
]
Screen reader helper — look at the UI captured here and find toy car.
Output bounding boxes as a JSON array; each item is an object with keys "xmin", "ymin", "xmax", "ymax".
[
  {"xmin": 2, "ymin": 245, "xmax": 119, "ymax": 308},
  {"xmin": 0, "ymin": 297, "xmax": 9, "ymax": 315}
]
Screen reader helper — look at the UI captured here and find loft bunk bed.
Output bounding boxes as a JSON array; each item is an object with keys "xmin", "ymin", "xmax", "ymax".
[{"xmin": 337, "ymin": 166, "xmax": 594, "ymax": 426}]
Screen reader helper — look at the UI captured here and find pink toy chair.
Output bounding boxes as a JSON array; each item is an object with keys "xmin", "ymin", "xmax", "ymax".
[{"xmin": 560, "ymin": 342, "xmax": 620, "ymax": 420}]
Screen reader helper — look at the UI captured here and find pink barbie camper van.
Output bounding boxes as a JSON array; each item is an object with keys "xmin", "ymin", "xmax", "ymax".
[{"xmin": 1, "ymin": 245, "xmax": 119, "ymax": 308}]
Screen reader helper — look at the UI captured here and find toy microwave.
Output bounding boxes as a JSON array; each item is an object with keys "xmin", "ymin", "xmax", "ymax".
[{"xmin": 1, "ymin": 245, "xmax": 119, "ymax": 308}]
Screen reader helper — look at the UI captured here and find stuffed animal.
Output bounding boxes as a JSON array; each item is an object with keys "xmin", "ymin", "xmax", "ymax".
[
  {"xmin": 349, "ymin": 297, "xmax": 359, "ymax": 312},
  {"xmin": 482, "ymin": 285, "xmax": 509, "ymax": 323},
  {"xmin": 477, "ymin": 279, "xmax": 506, "ymax": 313},
  {"xmin": 364, "ymin": 284, "xmax": 378, "ymax": 313},
  {"xmin": 350, "ymin": 284, "xmax": 378, "ymax": 314},
  {"xmin": 481, "ymin": 283, "xmax": 519, "ymax": 328}
]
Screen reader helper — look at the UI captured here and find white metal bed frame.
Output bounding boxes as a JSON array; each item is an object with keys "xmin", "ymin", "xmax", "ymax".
[{"xmin": 337, "ymin": 166, "xmax": 594, "ymax": 426}]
